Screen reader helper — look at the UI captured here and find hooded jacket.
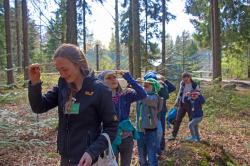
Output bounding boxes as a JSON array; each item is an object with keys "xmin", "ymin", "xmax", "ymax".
[
  {"xmin": 98, "ymin": 71, "xmax": 147, "ymax": 121},
  {"xmin": 144, "ymin": 72, "xmax": 176, "ymax": 112},
  {"xmin": 28, "ymin": 72, "xmax": 118, "ymax": 164},
  {"xmin": 186, "ymin": 95, "xmax": 205, "ymax": 118},
  {"xmin": 136, "ymin": 78, "xmax": 162, "ymax": 132}
]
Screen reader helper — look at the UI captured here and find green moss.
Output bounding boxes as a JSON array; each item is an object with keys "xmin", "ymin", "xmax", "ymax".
[
  {"xmin": 160, "ymin": 141, "xmax": 240, "ymax": 166},
  {"xmin": 46, "ymin": 152, "xmax": 59, "ymax": 159}
]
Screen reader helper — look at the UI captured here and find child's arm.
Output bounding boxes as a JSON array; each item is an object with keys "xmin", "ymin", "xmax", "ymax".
[
  {"xmin": 198, "ymin": 95, "xmax": 205, "ymax": 104},
  {"xmin": 123, "ymin": 72, "xmax": 147, "ymax": 102},
  {"xmin": 164, "ymin": 80, "xmax": 176, "ymax": 93},
  {"xmin": 158, "ymin": 83, "xmax": 169, "ymax": 100}
]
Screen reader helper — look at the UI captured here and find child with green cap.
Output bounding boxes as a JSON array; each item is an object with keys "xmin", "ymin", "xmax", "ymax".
[{"xmin": 136, "ymin": 78, "xmax": 162, "ymax": 166}]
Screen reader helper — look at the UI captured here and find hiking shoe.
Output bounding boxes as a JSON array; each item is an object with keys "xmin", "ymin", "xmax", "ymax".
[
  {"xmin": 168, "ymin": 135, "xmax": 176, "ymax": 141},
  {"xmin": 185, "ymin": 136, "xmax": 199, "ymax": 142},
  {"xmin": 191, "ymin": 138, "xmax": 199, "ymax": 142},
  {"xmin": 185, "ymin": 136, "xmax": 194, "ymax": 141}
]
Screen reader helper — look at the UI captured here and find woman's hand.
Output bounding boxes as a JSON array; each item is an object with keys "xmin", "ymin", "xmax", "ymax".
[
  {"xmin": 28, "ymin": 63, "xmax": 41, "ymax": 85},
  {"xmin": 78, "ymin": 152, "xmax": 92, "ymax": 166}
]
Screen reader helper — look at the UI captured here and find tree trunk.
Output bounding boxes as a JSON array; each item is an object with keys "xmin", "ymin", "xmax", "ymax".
[
  {"xmin": 115, "ymin": 0, "xmax": 120, "ymax": 70},
  {"xmin": 66, "ymin": 0, "xmax": 77, "ymax": 45},
  {"xmin": 96, "ymin": 44, "xmax": 99, "ymax": 71},
  {"xmin": 132, "ymin": 0, "xmax": 141, "ymax": 78},
  {"xmin": 128, "ymin": 0, "xmax": 133, "ymax": 75},
  {"xmin": 248, "ymin": 46, "xmax": 250, "ymax": 78},
  {"xmin": 22, "ymin": 0, "xmax": 29, "ymax": 81},
  {"xmin": 83, "ymin": 0, "xmax": 86, "ymax": 53},
  {"xmin": 211, "ymin": 0, "xmax": 222, "ymax": 80},
  {"xmin": 61, "ymin": 0, "xmax": 66, "ymax": 43},
  {"xmin": 4, "ymin": 0, "xmax": 14, "ymax": 85},
  {"xmin": 15, "ymin": 0, "xmax": 22, "ymax": 73},
  {"xmin": 182, "ymin": 32, "xmax": 185, "ymax": 72},
  {"xmin": 161, "ymin": 0, "xmax": 166, "ymax": 76},
  {"xmin": 144, "ymin": 0, "xmax": 148, "ymax": 72}
]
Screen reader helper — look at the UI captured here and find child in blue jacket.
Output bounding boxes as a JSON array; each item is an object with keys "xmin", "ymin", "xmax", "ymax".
[
  {"xmin": 98, "ymin": 70, "xmax": 147, "ymax": 166},
  {"xmin": 185, "ymin": 90, "xmax": 205, "ymax": 142}
]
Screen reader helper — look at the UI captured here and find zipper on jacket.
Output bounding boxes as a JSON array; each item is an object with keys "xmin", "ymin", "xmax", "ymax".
[
  {"xmin": 65, "ymin": 114, "xmax": 70, "ymax": 158},
  {"xmin": 87, "ymin": 131, "xmax": 91, "ymax": 147}
]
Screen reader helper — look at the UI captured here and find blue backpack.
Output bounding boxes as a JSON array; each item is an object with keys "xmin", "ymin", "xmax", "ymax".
[{"xmin": 167, "ymin": 107, "xmax": 177, "ymax": 129}]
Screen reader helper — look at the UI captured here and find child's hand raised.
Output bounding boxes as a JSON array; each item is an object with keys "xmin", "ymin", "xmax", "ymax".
[
  {"xmin": 115, "ymin": 70, "xmax": 125, "ymax": 76},
  {"xmin": 185, "ymin": 92, "xmax": 191, "ymax": 96}
]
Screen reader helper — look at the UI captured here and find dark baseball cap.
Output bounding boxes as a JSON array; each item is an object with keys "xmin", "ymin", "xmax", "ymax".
[{"xmin": 182, "ymin": 72, "xmax": 191, "ymax": 78}]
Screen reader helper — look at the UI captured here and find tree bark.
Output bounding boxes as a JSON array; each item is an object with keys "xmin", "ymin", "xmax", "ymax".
[
  {"xmin": 96, "ymin": 44, "xmax": 99, "ymax": 71},
  {"xmin": 115, "ymin": 0, "xmax": 120, "ymax": 70},
  {"xmin": 128, "ymin": 0, "xmax": 133, "ymax": 75},
  {"xmin": 83, "ymin": 0, "xmax": 86, "ymax": 53},
  {"xmin": 144, "ymin": 0, "xmax": 148, "ymax": 72},
  {"xmin": 15, "ymin": 0, "xmax": 22, "ymax": 73},
  {"xmin": 132, "ymin": 0, "xmax": 141, "ymax": 78},
  {"xmin": 66, "ymin": 0, "xmax": 77, "ymax": 45},
  {"xmin": 22, "ymin": 0, "xmax": 29, "ymax": 81},
  {"xmin": 4, "ymin": 0, "xmax": 14, "ymax": 85},
  {"xmin": 248, "ymin": 46, "xmax": 250, "ymax": 78},
  {"xmin": 161, "ymin": 0, "xmax": 166, "ymax": 76},
  {"xmin": 182, "ymin": 32, "xmax": 185, "ymax": 72},
  {"xmin": 211, "ymin": 0, "xmax": 222, "ymax": 80},
  {"xmin": 61, "ymin": 0, "xmax": 66, "ymax": 43}
]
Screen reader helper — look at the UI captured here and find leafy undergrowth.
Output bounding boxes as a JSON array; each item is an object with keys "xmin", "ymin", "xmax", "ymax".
[
  {"xmin": 0, "ymin": 104, "xmax": 60, "ymax": 166},
  {"xmin": 0, "ymin": 77, "xmax": 250, "ymax": 165},
  {"xmin": 161, "ymin": 141, "xmax": 238, "ymax": 166},
  {"xmin": 159, "ymin": 113, "xmax": 249, "ymax": 166}
]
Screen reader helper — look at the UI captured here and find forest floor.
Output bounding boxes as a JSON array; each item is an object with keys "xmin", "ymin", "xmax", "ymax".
[{"xmin": 0, "ymin": 77, "xmax": 249, "ymax": 166}]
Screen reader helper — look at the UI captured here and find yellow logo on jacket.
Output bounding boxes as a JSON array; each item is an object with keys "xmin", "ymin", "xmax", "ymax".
[{"xmin": 85, "ymin": 91, "xmax": 94, "ymax": 96}]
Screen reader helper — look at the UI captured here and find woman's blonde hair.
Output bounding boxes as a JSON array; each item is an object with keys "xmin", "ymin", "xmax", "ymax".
[{"xmin": 53, "ymin": 43, "xmax": 89, "ymax": 113}]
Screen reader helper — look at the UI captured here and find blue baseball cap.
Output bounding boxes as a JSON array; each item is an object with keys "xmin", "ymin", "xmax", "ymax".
[{"xmin": 144, "ymin": 71, "xmax": 157, "ymax": 80}]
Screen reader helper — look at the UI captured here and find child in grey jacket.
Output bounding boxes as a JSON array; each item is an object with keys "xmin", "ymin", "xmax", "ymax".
[{"xmin": 136, "ymin": 78, "xmax": 162, "ymax": 166}]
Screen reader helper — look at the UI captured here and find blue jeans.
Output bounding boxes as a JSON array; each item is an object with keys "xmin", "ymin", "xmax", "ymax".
[
  {"xmin": 188, "ymin": 117, "xmax": 202, "ymax": 139},
  {"xmin": 160, "ymin": 109, "xmax": 167, "ymax": 150},
  {"xmin": 156, "ymin": 120, "xmax": 163, "ymax": 154},
  {"xmin": 137, "ymin": 130, "xmax": 158, "ymax": 166}
]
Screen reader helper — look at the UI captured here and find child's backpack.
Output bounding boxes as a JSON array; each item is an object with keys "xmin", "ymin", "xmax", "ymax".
[
  {"xmin": 146, "ymin": 96, "xmax": 163, "ymax": 129},
  {"xmin": 167, "ymin": 107, "xmax": 177, "ymax": 129},
  {"xmin": 137, "ymin": 95, "xmax": 163, "ymax": 130}
]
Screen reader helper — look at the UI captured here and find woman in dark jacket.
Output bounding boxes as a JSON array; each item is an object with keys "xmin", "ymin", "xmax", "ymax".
[{"xmin": 28, "ymin": 43, "xmax": 118, "ymax": 166}]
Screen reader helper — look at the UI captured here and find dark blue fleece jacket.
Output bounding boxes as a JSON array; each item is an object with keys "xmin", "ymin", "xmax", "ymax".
[
  {"xmin": 28, "ymin": 72, "xmax": 118, "ymax": 164},
  {"xmin": 187, "ymin": 95, "xmax": 206, "ymax": 118}
]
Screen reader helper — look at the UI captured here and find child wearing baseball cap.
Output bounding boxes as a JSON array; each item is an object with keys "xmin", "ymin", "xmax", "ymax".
[{"xmin": 185, "ymin": 90, "xmax": 205, "ymax": 142}]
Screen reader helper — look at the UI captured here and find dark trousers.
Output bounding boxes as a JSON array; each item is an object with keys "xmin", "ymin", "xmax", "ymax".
[
  {"xmin": 160, "ymin": 109, "xmax": 167, "ymax": 151},
  {"xmin": 115, "ymin": 136, "xmax": 134, "ymax": 166},
  {"xmin": 60, "ymin": 157, "xmax": 77, "ymax": 166},
  {"xmin": 172, "ymin": 102, "xmax": 191, "ymax": 137}
]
